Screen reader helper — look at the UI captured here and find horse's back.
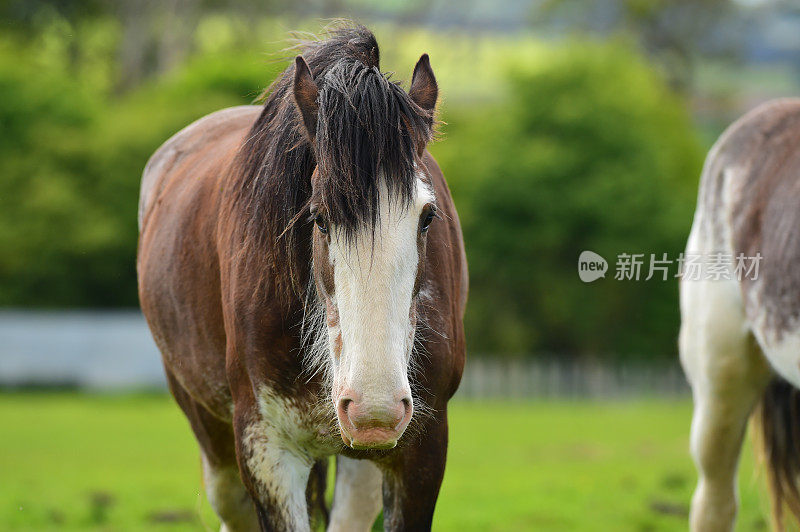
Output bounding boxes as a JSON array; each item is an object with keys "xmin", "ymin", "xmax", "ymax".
[
  {"xmin": 138, "ymin": 105, "xmax": 259, "ymax": 419},
  {"xmin": 139, "ymin": 105, "xmax": 260, "ymax": 231},
  {"xmin": 692, "ymin": 98, "xmax": 800, "ymax": 385}
]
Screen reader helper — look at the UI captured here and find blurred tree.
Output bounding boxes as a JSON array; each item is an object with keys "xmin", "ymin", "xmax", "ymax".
[
  {"xmin": 619, "ymin": 0, "xmax": 743, "ymax": 91},
  {"xmin": 115, "ymin": 0, "xmax": 202, "ymax": 92},
  {"xmin": 434, "ymin": 40, "xmax": 704, "ymax": 359},
  {"xmin": 536, "ymin": 0, "xmax": 744, "ymax": 92},
  {"xmin": 0, "ymin": 26, "xmax": 282, "ymax": 306},
  {"xmin": 0, "ymin": 8, "xmax": 707, "ymax": 362},
  {"xmin": 0, "ymin": 0, "xmax": 106, "ymax": 29}
]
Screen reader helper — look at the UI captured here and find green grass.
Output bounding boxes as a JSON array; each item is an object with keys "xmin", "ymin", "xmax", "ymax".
[{"xmin": 0, "ymin": 393, "xmax": 772, "ymax": 531}]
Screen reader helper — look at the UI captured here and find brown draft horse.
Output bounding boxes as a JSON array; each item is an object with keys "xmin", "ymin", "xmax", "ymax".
[{"xmin": 137, "ymin": 25, "xmax": 467, "ymax": 531}]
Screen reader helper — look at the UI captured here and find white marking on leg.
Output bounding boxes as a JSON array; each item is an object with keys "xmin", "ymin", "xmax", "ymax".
[
  {"xmin": 242, "ymin": 388, "xmax": 339, "ymax": 531},
  {"xmin": 201, "ymin": 453, "xmax": 259, "ymax": 532},
  {"xmin": 328, "ymin": 456, "xmax": 383, "ymax": 532}
]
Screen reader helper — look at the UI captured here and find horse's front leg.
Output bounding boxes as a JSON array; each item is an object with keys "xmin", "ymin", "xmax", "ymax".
[
  {"xmin": 381, "ymin": 409, "xmax": 449, "ymax": 531},
  {"xmin": 232, "ymin": 404, "xmax": 313, "ymax": 531},
  {"xmin": 329, "ymin": 456, "xmax": 383, "ymax": 531}
]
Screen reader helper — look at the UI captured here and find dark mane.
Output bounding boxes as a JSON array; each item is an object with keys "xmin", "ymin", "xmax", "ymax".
[{"xmin": 231, "ymin": 23, "xmax": 435, "ymax": 300}]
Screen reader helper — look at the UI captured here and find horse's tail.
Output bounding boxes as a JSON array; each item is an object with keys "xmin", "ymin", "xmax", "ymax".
[
  {"xmin": 755, "ymin": 377, "xmax": 800, "ymax": 530},
  {"xmin": 306, "ymin": 458, "xmax": 329, "ymax": 527}
]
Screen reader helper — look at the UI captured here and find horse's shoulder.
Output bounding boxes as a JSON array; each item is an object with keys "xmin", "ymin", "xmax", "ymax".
[{"xmin": 139, "ymin": 106, "xmax": 261, "ymax": 230}]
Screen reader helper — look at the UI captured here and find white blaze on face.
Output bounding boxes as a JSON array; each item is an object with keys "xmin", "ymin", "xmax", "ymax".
[{"xmin": 327, "ymin": 177, "xmax": 434, "ymax": 407}]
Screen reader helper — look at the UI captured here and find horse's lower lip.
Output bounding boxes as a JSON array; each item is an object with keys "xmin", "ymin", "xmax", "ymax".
[
  {"xmin": 340, "ymin": 427, "xmax": 401, "ymax": 449},
  {"xmin": 349, "ymin": 440, "xmax": 397, "ymax": 450}
]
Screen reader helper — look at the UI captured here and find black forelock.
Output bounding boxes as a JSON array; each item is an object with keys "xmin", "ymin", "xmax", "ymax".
[
  {"xmin": 232, "ymin": 23, "xmax": 435, "ymax": 299},
  {"xmin": 315, "ymin": 55, "xmax": 432, "ymax": 237}
]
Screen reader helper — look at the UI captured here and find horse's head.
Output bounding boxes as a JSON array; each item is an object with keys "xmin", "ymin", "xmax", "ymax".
[{"xmin": 293, "ymin": 52, "xmax": 438, "ymax": 450}]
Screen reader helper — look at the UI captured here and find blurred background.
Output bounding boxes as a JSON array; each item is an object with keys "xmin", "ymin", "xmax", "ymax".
[{"xmin": 1, "ymin": 0, "xmax": 798, "ymax": 530}]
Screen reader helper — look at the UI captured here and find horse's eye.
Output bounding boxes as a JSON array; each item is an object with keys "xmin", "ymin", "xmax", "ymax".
[
  {"xmin": 315, "ymin": 214, "xmax": 328, "ymax": 234},
  {"xmin": 421, "ymin": 209, "xmax": 436, "ymax": 233}
]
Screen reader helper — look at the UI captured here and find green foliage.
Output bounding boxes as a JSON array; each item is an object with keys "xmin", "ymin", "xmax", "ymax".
[
  {"xmin": 433, "ymin": 40, "xmax": 704, "ymax": 358},
  {"xmin": 0, "ymin": 22, "xmax": 281, "ymax": 306},
  {"xmin": 0, "ymin": 15, "xmax": 705, "ymax": 359}
]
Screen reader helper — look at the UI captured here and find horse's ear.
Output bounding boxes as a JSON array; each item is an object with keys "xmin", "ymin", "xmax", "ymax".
[
  {"xmin": 409, "ymin": 53, "xmax": 437, "ymax": 112},
  {"xmin": 293, "ymin": 56, "xmax": 319, "ymax": 140}
]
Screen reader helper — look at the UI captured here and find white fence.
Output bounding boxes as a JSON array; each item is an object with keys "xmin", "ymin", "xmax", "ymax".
[
  {"xmin": 0, "ymin": 311, "xmax": 689, "ymax": 397},
  {"xmin": 457, "ymin": 357, "xmax": 689, "ymax": 399},
  {"xmin": 0, "ymin": 310, "xmax": 165, "ymax": 389}
]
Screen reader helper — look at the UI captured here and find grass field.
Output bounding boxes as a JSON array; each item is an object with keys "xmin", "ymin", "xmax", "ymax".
[{"xmin": 0, "ymin": 393, "xmax": 773, "ymax": 531}]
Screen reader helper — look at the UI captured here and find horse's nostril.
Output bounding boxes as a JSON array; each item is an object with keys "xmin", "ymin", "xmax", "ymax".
[
  {"xmin": 338, "ymin": 397, "xmax": 354, "ymax": 419},
  {"xmin": 400, "ymin": 397, "xmax": 411, "ymax": 415},
  {"xmin": 400, "ymin": 395, "xmax": 413, "ymax": 412}
]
